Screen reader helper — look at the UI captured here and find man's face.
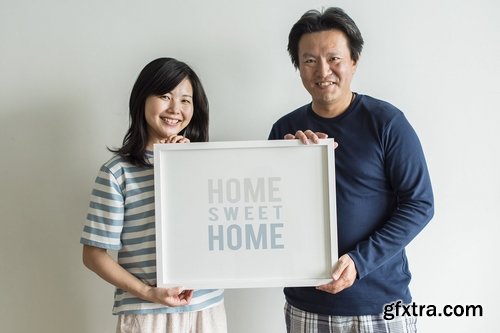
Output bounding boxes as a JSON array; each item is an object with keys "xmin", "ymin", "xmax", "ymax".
[{"xmin": 298, "ymin": 29, "xmax": 357, "ymax": 111}]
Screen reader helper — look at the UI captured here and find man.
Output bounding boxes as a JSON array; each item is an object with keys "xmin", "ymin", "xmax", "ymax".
[{"xmin": 268, "ymin": 7, "xmax": 434, "ymax": 333}]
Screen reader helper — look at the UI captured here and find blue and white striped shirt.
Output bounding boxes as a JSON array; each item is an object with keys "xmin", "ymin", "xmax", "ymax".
[{"xmin": 81, "ymin": 152, "xmax": 224, "ymax": 314}]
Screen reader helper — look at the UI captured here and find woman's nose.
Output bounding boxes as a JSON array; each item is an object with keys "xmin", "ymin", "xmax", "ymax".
[{"xmin": 167, "ymin": 99, "xmax": 181, "ymax": 113}]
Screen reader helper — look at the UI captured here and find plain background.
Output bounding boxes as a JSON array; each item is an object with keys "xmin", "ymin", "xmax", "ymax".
[{"xmin": 1, "ymin": 0, "xmax": 498, "ymax": 332}]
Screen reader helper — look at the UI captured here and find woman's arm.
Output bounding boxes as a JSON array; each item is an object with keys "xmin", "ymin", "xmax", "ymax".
[{"xmin": 82, "ymin": 244, "xmax": 193, "ymax": 306}]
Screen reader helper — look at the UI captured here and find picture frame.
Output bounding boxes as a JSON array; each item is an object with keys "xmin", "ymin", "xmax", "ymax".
[{"xmin": 154, "ymin": 139, "xmax": 337, "ymax": 289}]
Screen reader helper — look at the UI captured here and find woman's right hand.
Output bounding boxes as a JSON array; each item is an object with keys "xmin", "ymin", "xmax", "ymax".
[{"xmin": 145, "ymin": 286, "xmax": 194, "ymax": 307}]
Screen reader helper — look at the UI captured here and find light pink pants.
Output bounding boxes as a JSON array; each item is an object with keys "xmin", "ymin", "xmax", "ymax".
[{"xmin": 116, "ymin": 301, "xmax": 227, "ymax": 333}]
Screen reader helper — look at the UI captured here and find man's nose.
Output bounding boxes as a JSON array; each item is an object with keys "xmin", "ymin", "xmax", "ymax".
[{"xmin": 317, "ymin": 59, "xmax": 332, "ymax": 77}]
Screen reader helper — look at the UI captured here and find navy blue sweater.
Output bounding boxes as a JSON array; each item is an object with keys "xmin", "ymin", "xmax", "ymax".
[{"xmin": 268, "ymin": 94, "xmax": 434, "ymax": 315}]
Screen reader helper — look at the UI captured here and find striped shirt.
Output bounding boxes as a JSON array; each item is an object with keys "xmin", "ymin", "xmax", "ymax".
[{"xmin": 80, "ymin": 152, "xmax": 224, "ymax": 315}]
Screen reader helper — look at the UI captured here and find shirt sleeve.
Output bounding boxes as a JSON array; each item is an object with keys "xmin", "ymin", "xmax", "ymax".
[
  {"xmin": 348, "ymin": 113, "xmax": 434, "ymax": 279},
  {"xmin": 80, "ymin": 164, "xmax": 125, "ymax": 250}
]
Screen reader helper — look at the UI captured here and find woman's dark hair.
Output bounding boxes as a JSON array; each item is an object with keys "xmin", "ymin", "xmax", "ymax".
[
  {"xmin": 110, "ymin": 57, "xmax": 209, "ymax": 167},
  {"xmin": 288, "ymin": 7, "xmax": 364, "ymax": 69}
]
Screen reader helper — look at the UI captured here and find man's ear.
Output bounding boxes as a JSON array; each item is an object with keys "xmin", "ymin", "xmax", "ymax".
[{"xmin": 352, "ymin": 55, "xmax": 361, "ymax": 73}]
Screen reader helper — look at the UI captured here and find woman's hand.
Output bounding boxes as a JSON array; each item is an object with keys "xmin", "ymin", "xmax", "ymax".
[
  {"xmin": 144, "ymin": 286, "xmax": 194, "ymax": 307},
  {"xmin": 161, "ymin": 135, "xmax": 190, "ymax": 144}
]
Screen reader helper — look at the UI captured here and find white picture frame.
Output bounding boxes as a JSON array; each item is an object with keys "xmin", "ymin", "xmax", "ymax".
[{"xmin": 154, "ymin": 139, "xmax": 337, "ymax": 289}]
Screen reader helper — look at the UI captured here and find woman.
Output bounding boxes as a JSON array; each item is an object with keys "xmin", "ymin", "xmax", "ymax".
[{"xmin": 81, "ymin": 58, "xmax": 226, "ymax": 333}]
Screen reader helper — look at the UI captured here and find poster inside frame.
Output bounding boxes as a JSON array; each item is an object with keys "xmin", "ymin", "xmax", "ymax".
[{"xmin": 154, "ymin": 139, "xmax": 337, "ymax": 289}]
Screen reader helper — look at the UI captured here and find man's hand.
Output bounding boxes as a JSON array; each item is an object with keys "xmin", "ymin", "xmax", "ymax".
[
  {"xmin": 284, "ymin": 130, "xmax": 338, "ymax": 149},
  {"xmin": 284, "ymin": 130, "xmax": 328, "ymax": 144},
  {"xmin": 316, "ymin": 254, "xmax": 357, "ymax": 294}
]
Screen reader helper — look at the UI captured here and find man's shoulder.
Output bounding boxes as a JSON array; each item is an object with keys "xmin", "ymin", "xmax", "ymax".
[
  {"xmin": 359, "ymin": 94, "xmax": 399, "ymax": 111},
  {"xmin": 274, "ymin": 103, "xmax": 310, "ymax": 123},
  {"xmin": 268, "ymin": 103, "xmax": 311, "ymax": 139},
  {"xmin": 357, "ymin": 94, "xmax": 403, "ymax": 120}
]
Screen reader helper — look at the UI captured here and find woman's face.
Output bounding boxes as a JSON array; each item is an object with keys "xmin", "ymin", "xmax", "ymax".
[{"xmin": 144, "ymin": 78, "xmax": 194, "ymax": 149}]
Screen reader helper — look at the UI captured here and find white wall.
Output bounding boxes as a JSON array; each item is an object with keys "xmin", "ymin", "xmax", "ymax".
[{"xmin": 1, "ymin": 0, "xmax": 498, "ymax": 332}]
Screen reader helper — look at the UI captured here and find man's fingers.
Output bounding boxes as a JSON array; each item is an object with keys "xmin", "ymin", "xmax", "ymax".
[
  {"xmin": 283, "ymin": 130, "xmax": 329, "ymax": 144},
  {"xmin": 302, "ymin": 130, "xmax": 315, "ymax": 143},
  {"xmin": 316, "ymin": 281, "xmax": 343, "ymax": 294},
  {"xmin": 332, "ymin": 255, "xmax": 349, "ymax": 280},
  {"xmin": 295, "ymin": 130, "xmax": 308, "ymax": 144}
]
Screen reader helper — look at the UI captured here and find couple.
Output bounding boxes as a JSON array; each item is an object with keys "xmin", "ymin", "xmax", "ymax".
[{"xmin": 80, "ymin": 7, "xmax": 434, "ymax": 333}]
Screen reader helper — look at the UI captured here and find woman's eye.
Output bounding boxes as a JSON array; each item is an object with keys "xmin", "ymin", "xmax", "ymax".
[{"xmin": 160, "ymin": 95, "xmax": 171, "ymax": 101}]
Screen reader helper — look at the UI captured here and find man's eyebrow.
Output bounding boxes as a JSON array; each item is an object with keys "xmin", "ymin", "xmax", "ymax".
[{"xmin": 300, "ymin": 52, "xmax": 317, "ymax": 58}]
